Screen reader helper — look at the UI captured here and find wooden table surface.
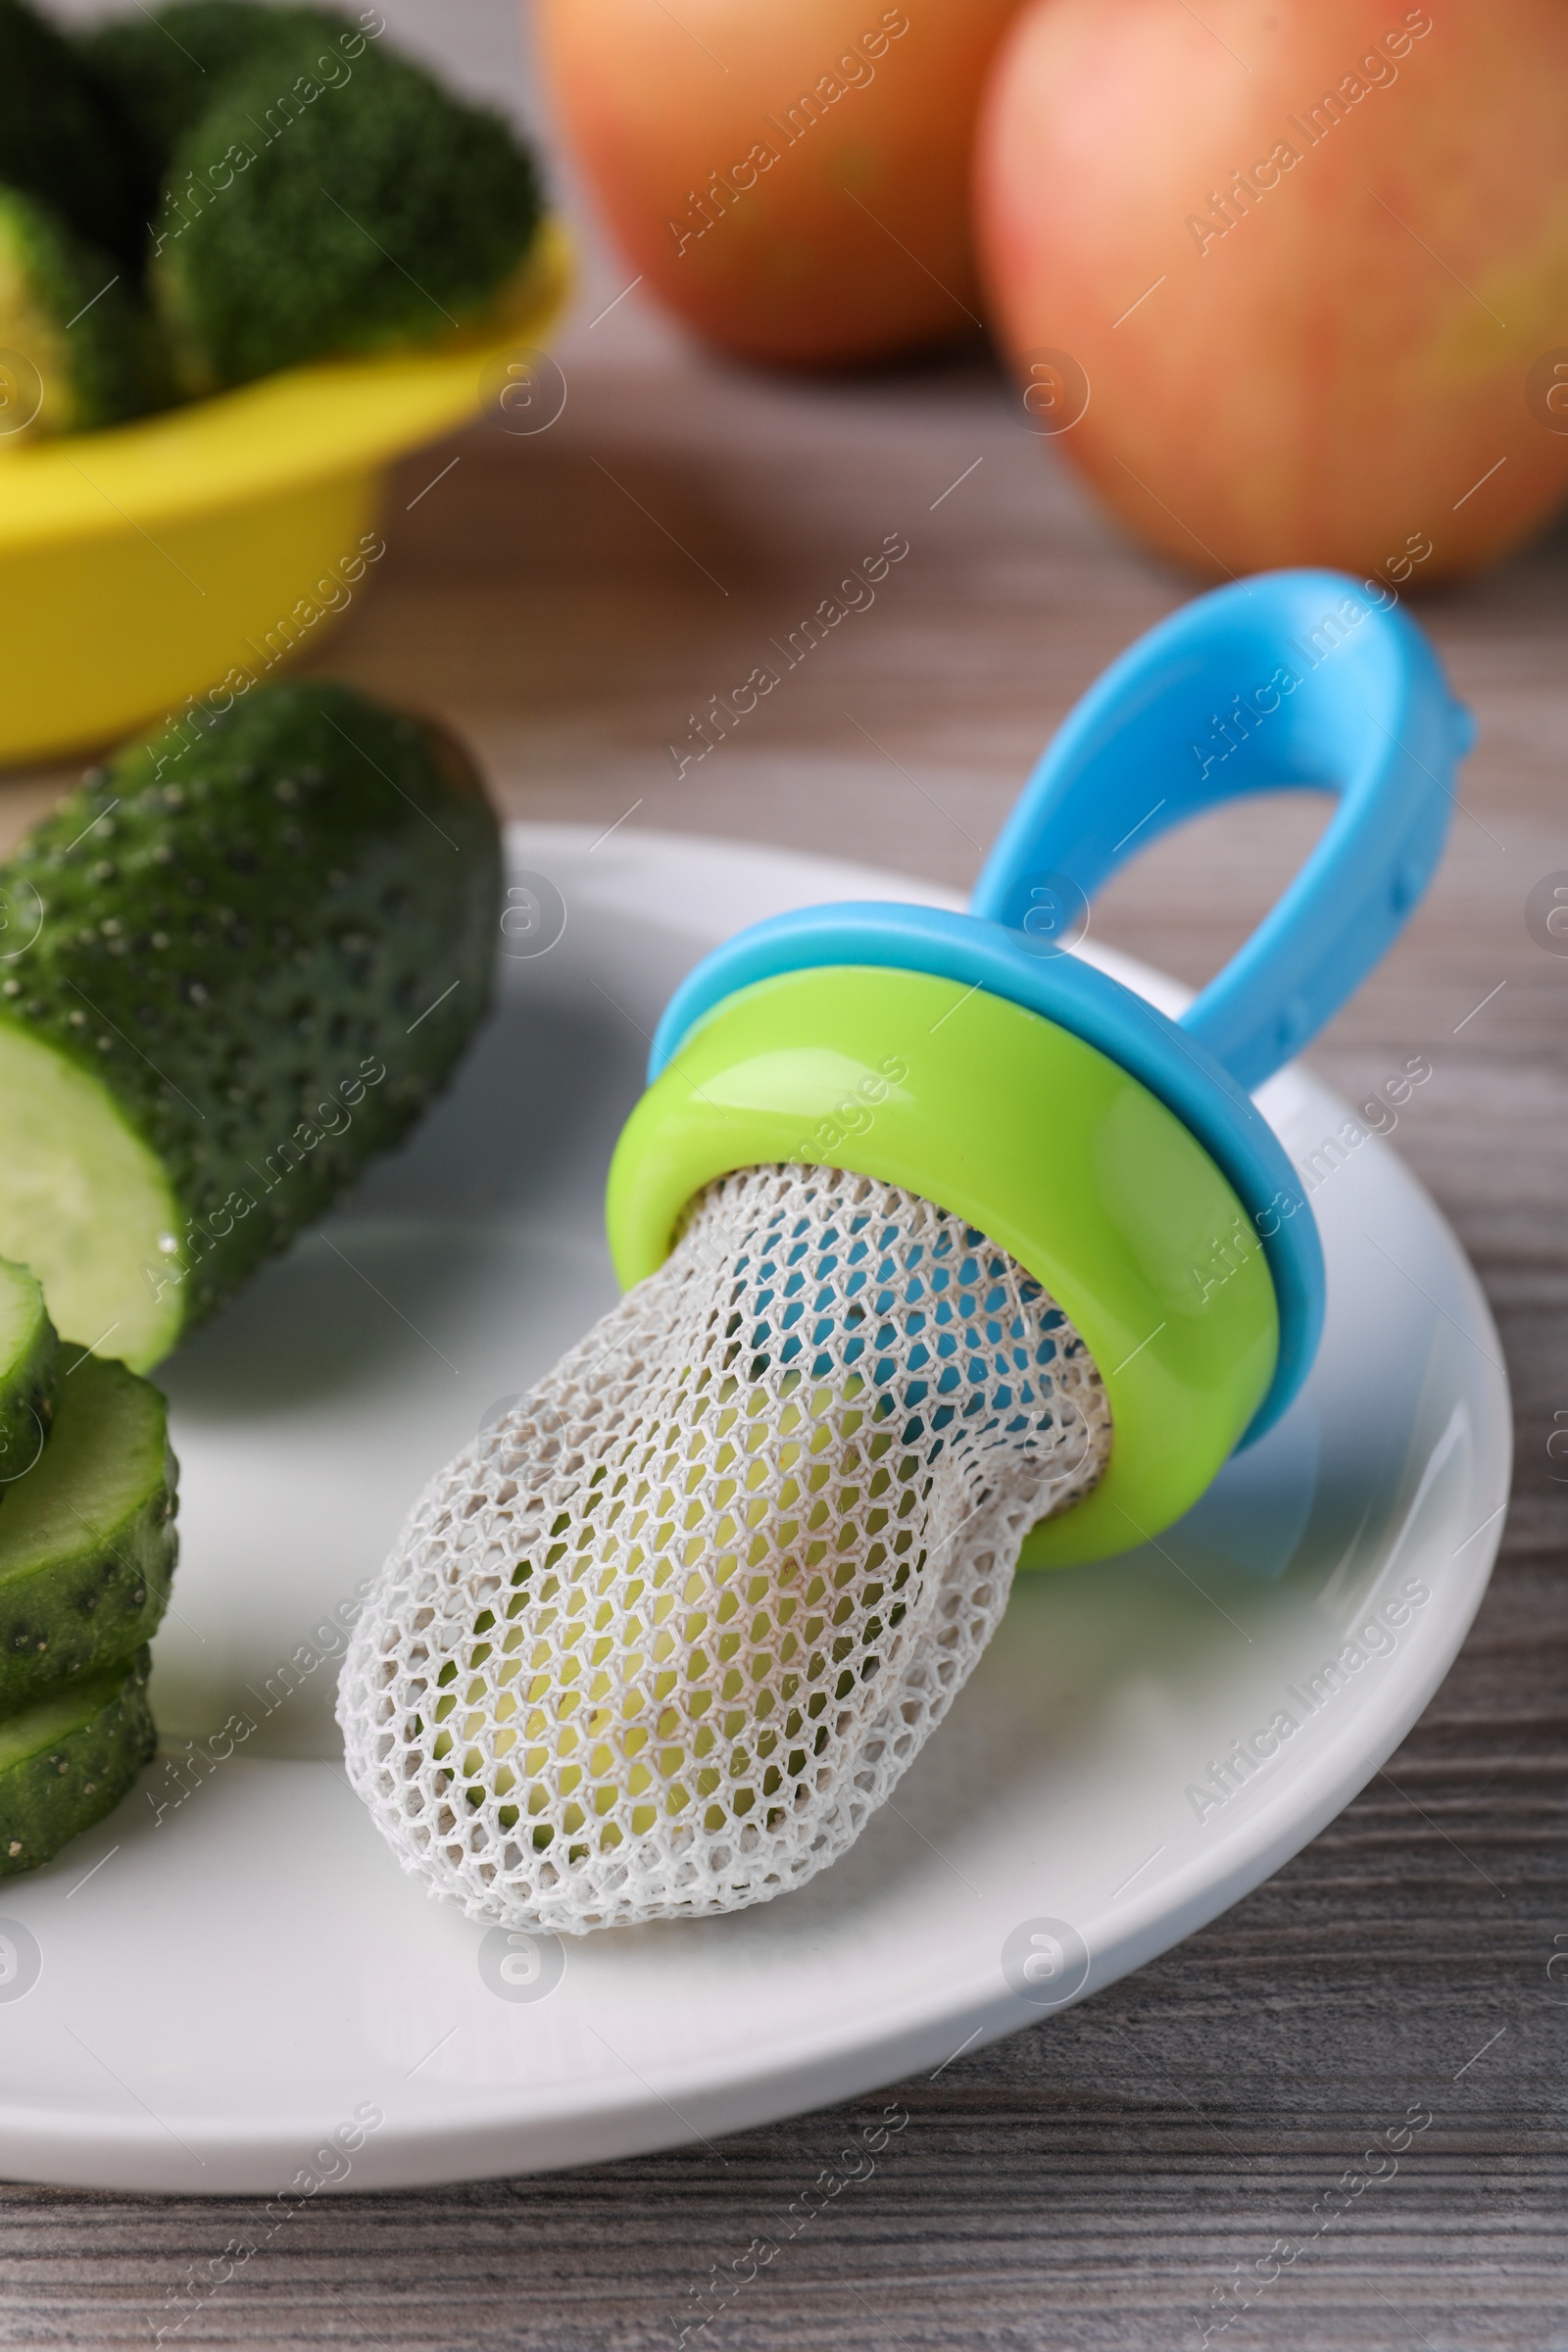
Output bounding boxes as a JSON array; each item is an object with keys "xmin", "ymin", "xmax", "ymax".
[{"xmin": 5, "ymin": 191, "xmax": 1568, "ymax": 2352}]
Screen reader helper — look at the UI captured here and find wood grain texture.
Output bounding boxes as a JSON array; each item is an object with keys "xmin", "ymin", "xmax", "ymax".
[{"xmin": 2, "ymin": 280, "xmax": 1566, "ymax": 2352}]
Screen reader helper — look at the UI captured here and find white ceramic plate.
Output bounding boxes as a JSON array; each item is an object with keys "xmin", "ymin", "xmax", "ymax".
[{"xmin": 0, "ymin": 827, "xmax": 1510, "ymax": 2194}]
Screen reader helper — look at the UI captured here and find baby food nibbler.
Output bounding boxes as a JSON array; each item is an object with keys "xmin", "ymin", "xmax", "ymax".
[{"xmin": 340, "ymin": 570, "xmax": 1472, "ymax": 1935}]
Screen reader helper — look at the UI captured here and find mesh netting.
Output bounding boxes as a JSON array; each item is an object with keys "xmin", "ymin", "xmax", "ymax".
[{"xmin": 338, "ymin": 1164, "xmax": 1112, "ymax": 1935}]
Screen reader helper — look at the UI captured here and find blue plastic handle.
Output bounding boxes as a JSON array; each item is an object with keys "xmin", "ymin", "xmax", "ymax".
[
  {"xmin": 971, "ymin": 569, "xmax": 1473, "ymax": 1093},
  {"xmin": 645, "ymin": 569, "xmax": 1471, "ymax": 1448}
]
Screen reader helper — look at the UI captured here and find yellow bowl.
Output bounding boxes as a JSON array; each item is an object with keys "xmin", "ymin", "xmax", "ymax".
[{"xmin": 0, "ymin": 220, "xmax": 571, "ymax": 767}]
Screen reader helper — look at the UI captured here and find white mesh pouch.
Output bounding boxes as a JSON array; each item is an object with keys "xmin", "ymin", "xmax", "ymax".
[{"xmin": 339, "ymin": 1164, "xmax": 1112, "ymax": 1934}]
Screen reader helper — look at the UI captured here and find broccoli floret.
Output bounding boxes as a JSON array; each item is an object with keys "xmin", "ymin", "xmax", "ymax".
[
  {"xmin": 75, "ymin": 2, "xmax": 353, "ymax": 203},
  {"xmin": 151, "ymin": 35, "xmax": 543, "ymax": 389},
  {"xmin": 0, "ymin": 185, "xmax": 168, "ymax": 438},
  {"xmin": 0, "ymin": 0, "xmax": 144, "ymax": 272}
]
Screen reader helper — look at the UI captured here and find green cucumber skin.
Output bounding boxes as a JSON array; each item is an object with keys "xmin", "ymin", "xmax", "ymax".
[
  {"xmin": 0, "ymin": 1358, "xmax": 177, "ymax": 1716},
  {"xmin": 0, "ymin": 1646, "xmax": 156, "ymax": 1878},
  {"xmin": 0, "ymin": 682, "xmax": 502, "ymax": 1346},
  {"xmin": 0, "ymin": 1273, "xmax": 58, "ymax": 1493}
]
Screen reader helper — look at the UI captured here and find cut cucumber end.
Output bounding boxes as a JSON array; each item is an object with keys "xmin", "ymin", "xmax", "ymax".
[
  {"xmin": 0, "ymin": 1257, "xmax": 58, "ymax": 1489},
  {"xmin": 0, "ymin": 1018, "xmax": 182, "ymax": 1372},
  {"xmin": 0, "ymin": 1355, "xmax": 177, "ymax": 1716},
  {"xmin": 0, "ymin": 1646, "xmax": 155, "ymax": 1876}
]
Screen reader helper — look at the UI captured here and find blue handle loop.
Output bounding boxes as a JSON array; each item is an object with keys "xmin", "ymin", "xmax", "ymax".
[
  {"xmin": 971, "ymin": 569, "xmax": 1473, "ymax": 1093},
  {"xmin": 644, "ymin": 568, "xmax": 1470, "ymax": 1450}
]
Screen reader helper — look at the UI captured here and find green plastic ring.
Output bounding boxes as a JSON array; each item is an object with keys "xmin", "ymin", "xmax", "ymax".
[{"xmin": 606, "ymin": 966, "xmax": 1279, "ymax": 1568}]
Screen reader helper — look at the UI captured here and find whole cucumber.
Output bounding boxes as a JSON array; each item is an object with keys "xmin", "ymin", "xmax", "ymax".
[{"xmin": 0, "ymin": 683, "xmax": 502, "ymax": 1369}]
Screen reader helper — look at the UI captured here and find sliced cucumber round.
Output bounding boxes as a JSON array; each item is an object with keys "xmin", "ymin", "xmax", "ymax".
[
  {"xmin": 0, "ymin": 680, "xmax": 501, "ymax": 1369},
  {"xmin": 0, "ymin": 1646, "xmax": 155, "ymax": 1878},
  {"xmin": 0, "ymin": 1356, "xmax": 176, "ymax": 1716},
  {"xmin": 0, "ymin": 1256, "xmax": 59, "ymax": 1491}
]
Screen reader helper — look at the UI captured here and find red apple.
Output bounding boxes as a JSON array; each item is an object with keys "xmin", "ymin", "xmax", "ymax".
[
  {"xmin": 538, "ymin": 0, "xmax": 1026, "ymax": 367},
  {"xmin": 976, "ymin": 0, "xmax": 1568, "ymax": 580}
]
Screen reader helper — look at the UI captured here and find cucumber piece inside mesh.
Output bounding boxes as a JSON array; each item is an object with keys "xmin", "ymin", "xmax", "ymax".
[
  {"xmin": 0, "ymin": 1355, "xmax": 176, "ymax": 1715},
  {"xmin": 0, "ymin": 1256, "xmax": 59, "ymax": 1491},
  {"xmin": 0, "ymin": 1646, "xmax": 155, "ymax": 1877},
  {"xmin": 0, "ymin": 1020, "xmax": 181, "ymax": 1373}
]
